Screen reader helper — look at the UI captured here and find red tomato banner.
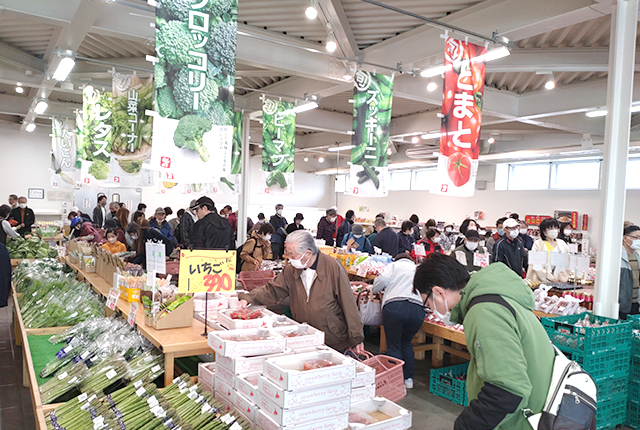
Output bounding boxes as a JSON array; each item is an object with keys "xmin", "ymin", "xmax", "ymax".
[{"xmin": 431, "ymin": 38, "xmax": 486, "ymax": 197}]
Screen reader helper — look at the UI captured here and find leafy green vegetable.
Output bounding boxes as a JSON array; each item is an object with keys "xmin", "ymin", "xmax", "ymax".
[
  {"xmin": 7, "ymin": 237, "xmax": 57, "ymax": 259},
  {"xmin": 156, "ymin": 85, "xmax": 182, "ymax": 118},
  {"xmin": 160, "ymin": 0, "xmax": 235, "ymax": 20},
  {"xmin": 155, "ymin": 20, "xmax": 197, "ymax": 70},
  {"xmin": 262, "ymin": 100, "xmax": 295, "ymax": 175},
  {"xmin": 88, "ymin": 160, "xmax": 110, "ymax": 180},
  {"xmin": 266, "ymin": 170, "xmax": 288, "ymax": 189},
  {"xmin": 230, "ymin": 111, "xmax": 242, "ymax": 174},
  {"xmin": 173, "ymin": 115, "xmax": 213, "ymax": 162}
]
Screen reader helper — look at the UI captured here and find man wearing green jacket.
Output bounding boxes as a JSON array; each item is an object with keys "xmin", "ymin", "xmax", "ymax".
[{"xmin": 413, "ymin": 254, "xmax": 554, "ymax": 430}]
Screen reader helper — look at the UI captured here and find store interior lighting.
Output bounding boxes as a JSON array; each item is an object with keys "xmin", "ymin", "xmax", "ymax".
[
  {"xmin": 545, "ymin": 73, "xmax": 556, "ymax": 90},
  {"xmin": 326, "ymin": 32, "xmax": 337, "ymax": 53},
  {"xmin": 586, "ymin": 110, "xmax": 607, "ymax": 118},
  {"xmin": 426, "ymin": 81, "xmax": 438, "ymax": 92},
  {"xmin": 421, "ymin": 132, "xmax": 441, "ymax": 140},
  {"xmin": 420, "ymin": 46, "xmax": 510, "ymax": 78},
  {"xmin": 328, "ymin": 144, "xmax": 355, "ymax": 152},
  {"xmin": 305, "ymin": 0, "xmax": 318, "ymax": 19},
  {"xmin": 318, "ymin": 156, "xmax": 325, "ymax": 163},
  {"xmin": 34, "ymin": 100, "xmax": 48, "ymax": 115},
  {"xmin": 304, "ymin": 157, "xmax": 309, "ymax": 162},
  {"xmin": 52, "ymin": 56, "xmax": 76, "ymax": 81},
  {"xmin": 25, "ymin": 123, "xmax": 36, "ymax": 132},
  {"xmin": 282, "ymin": 101, "xmax": 318, "ymax": 115},
  {"xmin": 15, "ymin": 84, "xmax": 24, "ymax": 94},
  {"xmin": 488, "ymin": 137, "xmax": 495, "ymax": 144},
  {"xmin": 411, "ymin": 136, "xmax": 419, "ymax": 143}
]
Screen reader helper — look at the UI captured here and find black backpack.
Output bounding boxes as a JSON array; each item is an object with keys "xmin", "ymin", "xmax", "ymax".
[{"xmin": 236, "ymin": 238, "xmax": 258, "ymax": 274}]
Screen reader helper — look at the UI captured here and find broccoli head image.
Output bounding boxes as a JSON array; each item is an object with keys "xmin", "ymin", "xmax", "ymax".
[
  {"xmin": 173, "ymin": 66, "xmax": 220, "ymax": 114},
  {"xmin": 156, "ymin": 86, "xmax": 183, "ymax": 118},
  {"xmin": 206, "ymin": 20, "xmax": 238, "ymax": 76},
  {"xmin": 156, "ymin": 20, "xmax": 197, "ymax": 70},
  {"xmin": 173, "ymin": 115, "xmax": 213, "ymax": 162},
  {"xmin": 160, "ymin": 0, "xmax": 235, "ymax": 20},
  {"xmin": 200, "ymin": 101, "xmax": 233, "ymax": 126},
  {"xmin": 88, "ymin": 160, "xmax": 110, "ymax": 180}
]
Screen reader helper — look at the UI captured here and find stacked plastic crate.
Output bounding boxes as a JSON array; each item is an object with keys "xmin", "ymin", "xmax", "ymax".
[
  {"xmin": 627, "ymin": 315, "xmax": 640, "ymax": 429},
  {"xmin": 541, "ymin": 313, "xmax": 632, "ymax": 430}
]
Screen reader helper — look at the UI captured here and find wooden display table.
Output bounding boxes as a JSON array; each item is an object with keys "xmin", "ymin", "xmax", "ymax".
[
  {"xmin": 345, "ymin": 267, "xmax": 377, "ymax": 280},
  {"xmin": 65, "ymin": 257, "xmax": 213, "ymax": 386}
]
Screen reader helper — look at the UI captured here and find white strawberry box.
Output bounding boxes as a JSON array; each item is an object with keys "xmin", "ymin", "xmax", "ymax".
[
  {"xmin": 201, "ymin": 381, "xmax": 213, "ymax": 395},
  {"xmin": 193, "ymin": 292, "xmax": 229, "ymax": 312},
  {"xmin": 198, "ymin": 362, "xmax": 216, "ymax": 387},
  {"xmin": 234, "ymin": 391, "xmax": 258, "ymax": 422},
  {"xmin": 235, "ymin": 373, "xmax": 260, "ymax": 402},
  {"xmin": 216, "ymin": 350, "xmax": 293, "ymax": 375},
  {"xmin": 263, "ymin": 350, "xmax": 356, "ymax": 391},
  {"xmin": 350, "ymin": 385, "xmax": 376, "ymax": 404},
  {"xmin": 215, "ymin": 362, "xmax": 234, "ymax": 386},
  {"xmin": 348, "ymin": 398, "xmax": 412, "ymax": 430},
  {"xmin": 214, "ymin": 392, "xmax": 234, "ymax": 414},
  {"xmin": 257, "ymin": 392, "xmax": 350, "ymax": 427},
  {"xmin": 218, "ymin": 308, "xmax": 275, "ymax": 330},
  {"xmin": 256, "ymin": 409, "xmax": 349, "ymax": 430},
  {"xmin": 208, "ymin": 328, "xmax": 286, "ymax": 358},
  {"xmin": 258, "ymin": 376, "xmax": 351, "ymax": 409},
  {"xmin": 235, "ymin": 407, "xmax": 256, "ymax": 430},
  {"xmin": 215, "ymin": 378, "xmax": 236, "ymax": 404},
  {"xmin": 352, "ymin": 362, "xmax": 376, "ymax": 389},
  {"xmin": 272, "ymin": 324, "xmax": 325, "ymax": 349}
]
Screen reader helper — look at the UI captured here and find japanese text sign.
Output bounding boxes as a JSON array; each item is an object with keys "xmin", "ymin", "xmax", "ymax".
[
  {"xmin": 261, "ymin": 99, "xmax": 295, "ymax": 194},
  {"xmin": 145, "ymin": 242, "xmax": 166, "ymax": 275},
  {"xmin": 178, "ymin": 249, "xmax": 236, "ymax": 293}
]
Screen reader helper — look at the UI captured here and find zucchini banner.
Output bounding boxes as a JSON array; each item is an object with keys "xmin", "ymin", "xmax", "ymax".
[
  {"xmin": 261, "ymin": 99, "xmax": 295, "ymax": 195},
  {"xmin": 349, "ymin": 70, "xmax": 393, "ymax": 197},
  {"xmin": 150, "ymin": 0, "xmax": 237, "ymax": 182}
]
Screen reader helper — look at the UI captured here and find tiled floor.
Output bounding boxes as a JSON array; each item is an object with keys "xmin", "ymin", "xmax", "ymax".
[{"xmin": 0, "ymin": 302, "xmax": 37, "ymax": 430}]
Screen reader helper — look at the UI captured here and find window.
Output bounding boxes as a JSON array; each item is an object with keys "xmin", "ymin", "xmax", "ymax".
[
  {"xmin": 626, "ymin": 159, "xmax": 640, "ymax": 189},
  {"xmin": 335, "ymin": 174, "xmax": 347, "ymax": 193},
  {"xmin": 507, "ymin": 163, "xmax": 550, "ymax": 190},
  {"xmin": 412, "ymin": 169, "xmax": 437, "ymax": 190},
  {"xmin": 551, "ymin": 161, "xmax": 600, "ymax": 190},
  {"xmin": 390, "ymin": 171, "xmax": 412, "ymax": 191}
]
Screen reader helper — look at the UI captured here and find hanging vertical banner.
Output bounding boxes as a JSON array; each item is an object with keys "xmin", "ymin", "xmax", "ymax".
[
  {"xmin": 78, "ymin": 86, "xmax": 113, "ymax": 187},
  {"xmin": 349, "ymin": 70, "xmax": 393, "ymax": 197},
  {"xmin": 261, "ymin": 99, "xmax": 295, "ymax": 195},
  {"xmin": 218, "ymin": 111, "xmax": 242, "ymax": 195},
  {"xmin": 151, "ymin": 0, "xmax": 238, "ymax": 182},
  {"xmin": 51, "ymin": 118, "xmax": 77, "ymax": 189},
  {"xmin": 431, "ymin": 38, "xmax": 486, "ymax": 197}
]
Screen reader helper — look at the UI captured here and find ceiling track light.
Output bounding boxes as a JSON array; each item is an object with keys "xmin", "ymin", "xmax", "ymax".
[
  {"xmin": 305, "ymin": 0, "xmax": 318, "ymax": 19},
  {"xmin": 419, "ymin": 46, "xmax": 510, "ymax": 78},
  {"xmin": 544, "ymin": 73, "xmax": 555, "ymax": 90},
  {"xmin": 34, "ymin": 100, "xmax": 49, "ymax": 115},
  {"xmin": 15, "ymin": 85, "xmax": 24, "ymax": 94},
  {"xmin": 326, "ymin": 31, "xmax": 337, "ymax": 53},
  {"xmin": 426, "ymin": 81, "xmax": 438, "ymax": 92},
  {"xmin": 25, "ymin": 123, "xmax": 36, "ymax": 132},
  {"xmin": 52, "ymin": 56, "xmax": 76, "ymax": 81}
]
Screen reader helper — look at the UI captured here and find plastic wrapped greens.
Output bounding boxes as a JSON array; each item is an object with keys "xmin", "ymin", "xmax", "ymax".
[
  {"xmin": 39, "ymin": 362, "xmax": 89, "ymax": 404},
  {"xmin": 12, "ymin": 258, "xmax": 67, "ymax": 293}
]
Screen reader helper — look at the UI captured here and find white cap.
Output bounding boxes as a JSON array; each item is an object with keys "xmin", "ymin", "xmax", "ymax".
[
  {"xmin": 503, "ymin": 218, "xmax": 519, "ymax": 229},
  {"xmin": 72, "ymin": 206, "xmax": 79, "ymax": 213}
]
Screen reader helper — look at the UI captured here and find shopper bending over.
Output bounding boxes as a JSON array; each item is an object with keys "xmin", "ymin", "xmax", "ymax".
[
  {"xmin": 126, "ymin": 223, "xmax": 174, "ymax": 269},
  {"xmin": 370, "ymin": 218, "xmax": 398, "ymax": 257},
  {"xmin": 493, "ymin": 218, "xmax": 528, "ymax": 278},
  {"xmin": 316, "ymin": 208, "xmax": 337, "ymax": 246},
  {"xmin": 526, "ymin": 218, "xmax": 569, "ymax": 284},
  {"xmin": 240, "ymin": 224, "xmax": 274, "ymax": 272},
  {"xmin": 70, "ymin": 216, "xmax": 103, "ymax": 244},
  {"xmin": 342, "ymin": 224, "xmax": 372, "ymax": 254},
  {"xmin": 452, "ymin": 230, "xmax": 486, "ymax": 274},
  {"xmin": 414, "ymin": 254, "xmax": 554, "ymax": 430},
  {"xmin": 238, "ymin": 230, "xmax": 365, "ymax": 353},
  {"xmin": 397, "ymin": 221, "xmax": 415, "ymax": 254},
  {"xmin": 371, "ymin": 253, "xmax": 425, "ymax": 389}
]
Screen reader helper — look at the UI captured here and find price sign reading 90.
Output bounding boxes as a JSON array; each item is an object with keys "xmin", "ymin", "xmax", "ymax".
[{"xmin": 178, "ymin": 250, "xmax": 236, "ymax": 293}]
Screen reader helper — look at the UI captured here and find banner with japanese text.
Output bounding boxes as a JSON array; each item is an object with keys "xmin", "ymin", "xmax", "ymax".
[
  {"xmin": 349, "ymin": 70, "xmax": 393, "ymax": 197},
  {"xmin": 178, "ymin": 249, "xmax": 236, "ymax": 293},
  {"xmin": 261, "ymin": 99, "xmax": 295, "ymax": 195},
  {"xmin": 431, "ymin": 38, "xmax": 486, "ymax": 197},
  {"xmin": 218, "ymin": 111, "xmax": 242, "ymax": 195},
  {"xmin": 77, "ymin": 86, "xmax": 113, "ymax": 187},
  {"xmin": 151, "ymin": 0, "xmax": 237, "ymax": 182},
  {"xmin": 51, "ymin": 118, "xmax": 77, "ymax": 189}
]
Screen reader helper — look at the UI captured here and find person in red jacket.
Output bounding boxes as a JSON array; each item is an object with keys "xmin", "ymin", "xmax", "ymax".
[{"xmin": 411, "ymin": 228, "xmax": 443, "ymax": 261}]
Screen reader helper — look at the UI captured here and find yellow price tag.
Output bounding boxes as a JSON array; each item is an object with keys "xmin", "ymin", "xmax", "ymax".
[{"xmin": 178, "ymin": 250, "xmax": 236, "ymax": 293}]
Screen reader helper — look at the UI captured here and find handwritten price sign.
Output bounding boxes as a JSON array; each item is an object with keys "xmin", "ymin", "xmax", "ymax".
[{"xmin": 178, "ymin": 250, "xmax": 236, "ymax": 293}]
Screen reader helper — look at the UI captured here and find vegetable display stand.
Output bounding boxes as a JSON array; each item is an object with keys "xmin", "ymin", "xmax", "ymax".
[
  {"xmin": 237, "ymin": 270, "xmax": 275, "ymax": 292},
  {"xmin": 144, "ymin": 296, "xmax": 194, "ymax": 330},
  {"xmin": 429, "ymin": 362, "xmax": 469, "ymax": 406},
  {"xmin": 11, "ymin": 258, "xmax": 35, "ymax": 268}
]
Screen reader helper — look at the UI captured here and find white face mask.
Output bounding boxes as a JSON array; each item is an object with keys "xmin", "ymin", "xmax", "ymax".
[
  {"xmin": 131, "ymin": 235, "xmax": 139, "ymax": 241},
  {"xmin": 631, "ymin": 239, "xmax": 640, "ymax": 251},
  {"xmin": 497, "ymin": 228, "xmax": 505, "ymax": 236},
  {"xmin": 478, "ymin": 230, "xmax": 486, "ymax": 235},
  {"xmin": 432, "ymin": 236, "xmax": 441, "ymax": 243},
  {"xmin": 508, "ymin": 229, "xmax": 519, "ymax": 239},
  {"xmin": 19, "ymin": 203, "xmax": 27, "ymax": 209},
  {"xmin": 108, "ymin": 237, "xmax": 117, "ymax": 244},
  {"xmin": 263, "ymin": 234, "xmax": 272, "ymax": 241},
  {"xmin": 465, "ymin": 241, "xmax": 478, "ymax": 252},
  {"xmin": 445, "ymin": 227, "xmax": 452, "ymax": 233},
  {"xmin": 289, "ymin": 252, "xmax": 310, "ymax": 269},
  {"xmin": 564, "ymin": 229, "xmax": 572, "ymax": 236},
  {"xmin": 353, "ymin": 234, "xmax": 363, "ymax": 239},
  {"xmin": 519, "ymin": 228, "xmax": 528, "ymax": 235},
  {"xmin": 277, "ymin": 209, "xmax": 283, "ymax": 215},
  {"xmin": 546, "ymin": 229, "xmax": 559, "ymax": 240},
  {"xmin": 432, "ymin": 293, "xmax": 455, "ymax": 326},
  {"xmin": 330, "ymin": 216, "xmax": 337, "ymax": 223}
]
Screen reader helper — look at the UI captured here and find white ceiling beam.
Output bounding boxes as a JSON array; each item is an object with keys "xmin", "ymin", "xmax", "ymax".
[
  {"xmin": 318, "ymin": 0, "xmax": 360, "ymax": 59},
  {"xmin": 0, "ymin": 94, "xmax": 77, "ymax": 118},
  {"xmin": 0, "ymin": 41, "xmax": 45, "ymax": 72}
]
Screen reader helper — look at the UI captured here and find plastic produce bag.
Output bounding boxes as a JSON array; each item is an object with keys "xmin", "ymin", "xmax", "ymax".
[{"xmin": 358, "ymin": 291, "xmax": 382, "ymax": 326}]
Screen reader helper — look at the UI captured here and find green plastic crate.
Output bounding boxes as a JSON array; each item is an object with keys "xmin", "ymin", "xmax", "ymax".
[
  {"xmin": 568, "ymin": 348, "xmax": 631, "ymax": 383},
  {"xmin": 629, "ymin": 379, "xmax": 640, "ymax": 403},
  {"xmin": 632, "ymin": 355, "xmax": 640, "ymax": 382},
  {"xmin": 628, "ymin": 399, "xmax": 640, "ymax": 429},
  {"xmin": 632, "ymin": 334, "xmax": 640, "ymax": 358},
  {"xmin": 597, "ymin": 376, "xmax": 628, "ymax": 402},
  {"xmin": 628, "ymin": 314, "xmax": 640, "ymax": 330},
  {"xmin": 429, "ymin": 362, "xmax": 469, "ymax": 406},
  {"xmin": 542, "ymin": 313, "xmax": 632, "ymax": 355},
  {"xmin": 596, "ymin": 394, "xmax": 627, "ymax": 430}
]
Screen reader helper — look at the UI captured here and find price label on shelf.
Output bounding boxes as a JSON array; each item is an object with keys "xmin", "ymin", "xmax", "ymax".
[
  {"xmin": 413, "ymin": 244, "xmax": 426, "ymax": 257},
  {"xmin": 356, "ymin": 266, "xmax": 367, "ymax": 277},
  {"xmin": 128, "ymin": 302, "xmax": 139, "ymax": 327},
  {"xmin": 473, "ymin": 252, "xmax": 489, "ymax": 268},
  {"xmin": 178, "ymin": 249, "xmax": 236, "ymax": 293},
  {"xmin": 106, "ymin": 288, "xmax": 120, "ymax": 311}
]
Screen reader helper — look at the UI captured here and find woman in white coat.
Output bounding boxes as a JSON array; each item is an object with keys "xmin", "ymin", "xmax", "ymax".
[{"xmin": 526, "ymin": 218, "xmax": 570, "ymax": 283}]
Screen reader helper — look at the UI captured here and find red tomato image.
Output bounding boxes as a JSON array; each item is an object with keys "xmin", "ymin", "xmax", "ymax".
[{"xmin": 447, "ymin": 152, "xmax": 472, "ymax": 186}]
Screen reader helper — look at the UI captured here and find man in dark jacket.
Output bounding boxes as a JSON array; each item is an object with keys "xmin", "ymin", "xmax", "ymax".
[
  {"xmin": 316, "ymin": 208, "xmax": 337, "ymax": 246},
  {"xmin": 336, "ymin": 210, "xmax": 354, "ymax": 245},
  {"xmin": 270, "ymin": 204, "xmax": 287, "ymax": 260},
  {"xmin": 371, "ymin": 218, "xmax": 398, "ymax": 257},
  {"xmin": 191, "ymin": 196, "xmax": 235, "ymax": 250},
  {"xmin": 149, "ymin": 207, "xmax": 175, "ymax": 244},
  {"xmin": 285, "ymin": 213, "xmax": 305, "ymax": 234},
  {"xmin": 92, "ymin": 194, "xmax": 108, "ymax": 229},
  {"xmin": 620, "ymin": 225, "xmax": 640, "ymax": 319},
  {"xmin": 0, "ymin": 242, "xmax": 10, "ymax": 307},
  {"xmin": 493, "ymin": 218, "xmax": 528, "ymax": 278},
  {"xmin": 180, "ymin": 200, "xmax": 198, "ymax": 248},
  {"xmin": 9, "ymin": 196, "xmax": 35, "ymax": 236}
]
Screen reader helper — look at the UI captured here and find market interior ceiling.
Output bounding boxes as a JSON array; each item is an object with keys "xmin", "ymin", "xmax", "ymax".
[{"xmin": 0, "ymin": 0, "xmax": 639, "ymax": 172}]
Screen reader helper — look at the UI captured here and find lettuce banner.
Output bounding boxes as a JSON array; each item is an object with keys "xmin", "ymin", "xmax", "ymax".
[
  {"xmin": 431, "ymin": 38, "xmax": 486, "ymax": 197},
  {"xmin": 51, "ymin": 118, "xmax": 77, "ymax": 189},
  {"xmin": 77, "ymin": 86, "xmax": 113, "ymax": 187},
  {"xmin": 261, "ymin": 99, "xmax": 295, "ymax": 195},
  {"xmin": 349, "ymin": 70, "xmax": 393, "ymax": 197},
  {"xmin": 151, "ymin": 0, "xmax": 238, "ymax": 182}
]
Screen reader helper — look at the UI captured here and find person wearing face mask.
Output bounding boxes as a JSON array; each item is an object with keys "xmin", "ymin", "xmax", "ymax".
[
  {"xmin": 414, "ymin": 253, "xmax": 554, "ymax": 430},
  {"xmin": 240, "ymin": 224, "xmax": 274, "ymax": 272},
  {"xmin": 149, "ymin": 207, "xmax": 175, "ymax": 244},
  {"xmin": 440, "ymin": 224, "xmax": 457, "ymax": 253},
  {"xmin": 371, "ymin": 253, "xmax": 425, "ymax": 389},
  {"xmin": 620, "ymin": 225, "xmax": 640, "ymax": 319},
  {"xmin": 455, "ymin": 218, "xmax": 478, "ymax": 248},
  {"xmin": 370, "ymin": 218, "xmax": 399, "ymax": 257},
  {"xmin": 341, "ymin": 224, "xmax": 372, "ymax": 254},
  {"xmin": 336, "ymin": 210, "xmax": 355, "ymax": 245},
  {"xmin": 270, "ymin": 204, "xmax": 288, "ymax": 260},
  {"xmin": 453, "ymin": 230, "xmax": 486, "ymax": 273},
  {"xmin": 9, "ymin": 196, "xmax": 35, "ymax": 236},
  {"xmin": 8, "ymin": 194, "xmax": 18, "ymax": 210},
  {"xmin": 396, "ymin": 221, "xmax": 415, "ymax": 254},
  {"xmin": 486, "ymin": 217, "xmax": 507, "ymax": 259},
  {"xmin": 409, "ymin": 214, "xmax": 421, "ymax": 242},
  {"xmin": 102, "ymin": 228, "xmax": 127, "ymax": 254},
  {"xmin": 237, "ymin": 230, "xmax": 365, "ymax": 353},
  {"xmin": 0, "ymin": 205, "xmax": 19, "ymax": 245},
  {"xmin": 190, "ymin": 196, "xmax": 235, "ymax": 251},
  {"xmin": 70, "ymin": 216, "xmax": 104, "ymax": 244},
  {"xmin": 558, "ymin": 221, "xmax": 574, "ymax": 245},
  {"xmin": 285, "ymin": 213, "xmax": 305, "ymax": 234},
  {"xmin": 92, "ymin": 194, "xmax": 108, "ymax": 229},
  {"xmin": 126, "ymin": 222, "xmax": 174, "ymax": 269},
  {"xmin": 526, "ymin": 218, "xmax": 569, "ymax": 284},
  {"xmin": 518, "ymin": 220, "xmax": 534, "ymax": 250},
  {"xmin": 493, "ymin": 218, "xmax": 528, "ymax": 278},
  {"xmin": 316, "ymin": 208, "xmax": 337, "ymax": 246},
  {"xmin": 104, "ymin": 219, "xmax": 126, "ymax": 246}
]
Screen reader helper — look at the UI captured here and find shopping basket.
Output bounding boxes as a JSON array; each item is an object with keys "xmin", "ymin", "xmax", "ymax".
[
  {"xmin": 237, "ymin": 270, "xmax": 275, "ymax": 292},
  {"xmin": 347, "ymin": 350, "xmax": 406, "ymax": 402}
]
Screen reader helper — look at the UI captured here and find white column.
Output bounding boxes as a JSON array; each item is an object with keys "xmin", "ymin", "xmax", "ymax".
[
  {"xmin": 594, "ymin": 0, "xmax": 638, "ymax": 319},
  {"xmin": 236, "ymin": 114, "xmax": 251, "ymax": 247}
]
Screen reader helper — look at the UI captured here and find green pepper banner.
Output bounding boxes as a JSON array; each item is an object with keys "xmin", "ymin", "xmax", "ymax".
[
  {"xmin": 349, "ymin": 70, "xmax": 393, "ymax": 197},
  {"xmin": 151, "ymin": 0, "xmax": 237, "ymax": 182},
  {"xmin": 431, "ymin": 38, "xmax": 486, "ymax": 197},
  {"xmin": 261, "ymin": 99, "xmax": 295, "ymax": 195}
]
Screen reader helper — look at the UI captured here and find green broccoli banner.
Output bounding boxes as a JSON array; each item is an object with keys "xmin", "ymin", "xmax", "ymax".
[
  {"xmin": 348, "ymin": 70, "xmax": 393, "ymax": 198},
  {"xmin": 151, "ymin": 0, "xmax": 238, "ymax": 183},
  {"xmin": 261, "ymin": 99, "xmax": 295, "ymax": 195}
]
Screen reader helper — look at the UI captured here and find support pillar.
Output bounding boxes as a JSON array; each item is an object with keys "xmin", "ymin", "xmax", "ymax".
[{"xmin": 237, "ymin": 114, "xmax": 251, "ymax": 247}]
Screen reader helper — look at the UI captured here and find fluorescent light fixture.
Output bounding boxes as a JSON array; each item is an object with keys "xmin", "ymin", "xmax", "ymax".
[
  {"xmin": 545, "ymin": 74, "xmax": 555, "ymax": 90},
  {"xmin": 52, "ymin": 57, "xmax": 75, "ymax": 81},
  {"xmin": 34, "ymin": 100, "xmax": 48, "ymax": 115},
  {"xmin": 328, "ymin": 144, "xmax": 355, "ymax": 152},
  {"xmin": 318, "ymin": 156, "xmax": 325, "ymax": 163},
  {"xmin": 282, "ymin": 101, "xmax": 318, "ymax": 115},
  {"xmin": 411, "ymin": 136, "xmax": 419, "ymax": 144},
  {"xmin": 305, "ymin": 0, "xmax": 318, "ymax": 19},
  {"xmin": 426, "ymin": 82, "xmax": 438, "ymax": 92},
  {"xmin": 586, "ymin": 110, "xmax": 607, "ymax": 118},
  {"xmin": 304, "ymin": 157, "xmax": 309, "ymax": 162},
  {"xmin": 471, "ymin": 46, "xmax": 511, "ymax": 63},
  {"xmin": 326, "ymin": 32, "xmax": 337, "ymax": 53},
  {"xmin": 420, "ymin": 65, "xmax": 450, "ymax": 78},
  {"xmin": 421, "ymin": 132, "xmax": 441, "ymax": 140},
  {"xmin": 631, "ymin": 105, "xmax": 640, "ymax": 113},
  {"xmin": 25, "ymin": 123, "xmax": 36, "ymax": 132},
  {"xmin": 15, "ymin": 86, "xmax": 24, "ymax": 94}
]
